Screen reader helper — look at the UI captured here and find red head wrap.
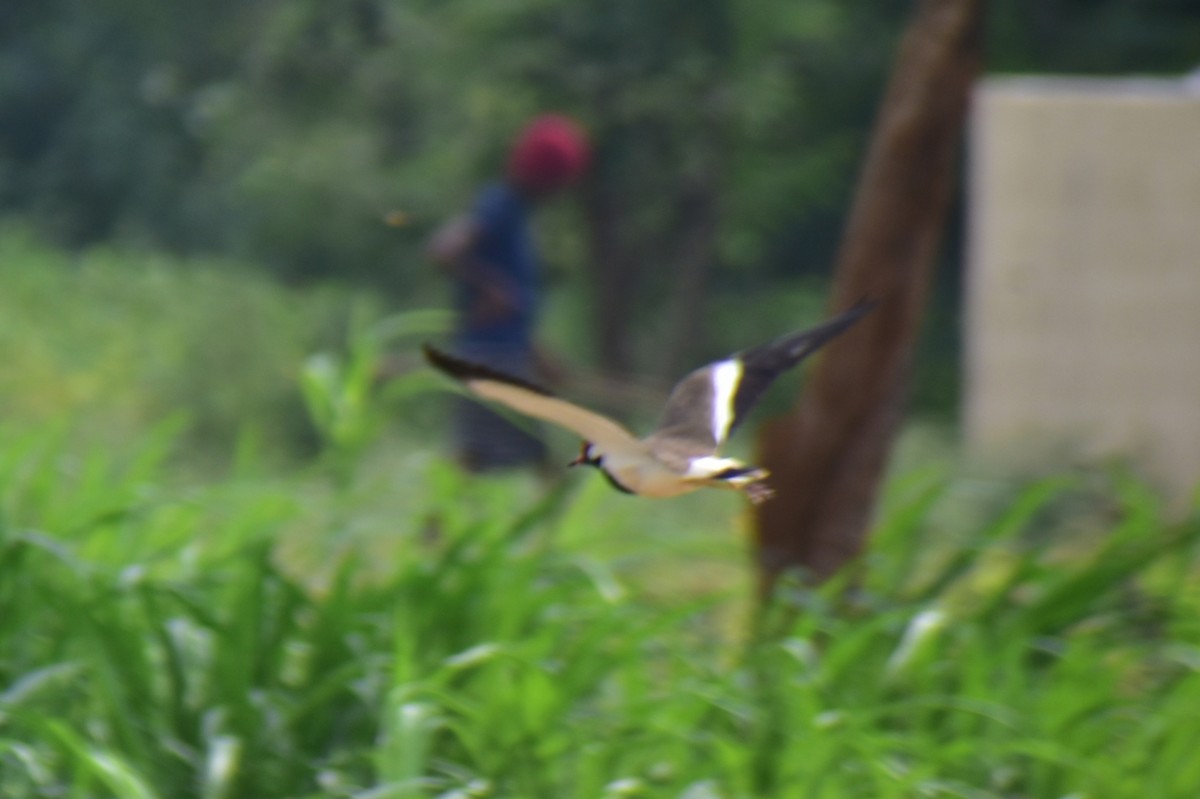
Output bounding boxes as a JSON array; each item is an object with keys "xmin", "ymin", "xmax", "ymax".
[{"xmin": 507, "ymin": 114, "xmax": 591, "ymax": 193}]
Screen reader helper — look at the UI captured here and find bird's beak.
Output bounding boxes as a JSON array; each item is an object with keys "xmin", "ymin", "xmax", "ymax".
[{"xmin": 568, "ymin": 442, "xmax": 590, "ymax": 467}]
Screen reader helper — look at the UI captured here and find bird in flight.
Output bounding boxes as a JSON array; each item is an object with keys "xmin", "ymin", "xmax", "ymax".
[{"xmin": 423, "ymin": 302, "xmax": 873, "ymax": 504}]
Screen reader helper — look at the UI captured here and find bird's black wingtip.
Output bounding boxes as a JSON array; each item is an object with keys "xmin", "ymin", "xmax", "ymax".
[
  {"xmin": 818, "ymin": 297, "xmax": 878, "ymax": 335},
  {"xmin": 421, "ymin": 342, "xmax": 460, "ymax": 376},
  {"xmin": 421, "ymin": 342, "xmax": 556, "ymax": 397}
]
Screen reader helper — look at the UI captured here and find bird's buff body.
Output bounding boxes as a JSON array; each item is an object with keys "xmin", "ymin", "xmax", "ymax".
[{"xmin": 588, "ymin": 448, "xmax": 765, "ymax": 499}]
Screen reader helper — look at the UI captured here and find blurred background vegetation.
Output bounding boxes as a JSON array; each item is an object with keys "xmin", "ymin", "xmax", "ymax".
[
  {"xmin": 2, "ymin": 1, "xmax": 1200, "ymax": 797},
  {"xmin": 4, "ymin": 0, "xmax": 1198, "ymax": 411}
]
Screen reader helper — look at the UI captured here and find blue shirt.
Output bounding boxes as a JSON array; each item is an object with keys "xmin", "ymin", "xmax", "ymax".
[{"xmin": 455, "ymin": 182, "xmax": 539, "ymax": 349}]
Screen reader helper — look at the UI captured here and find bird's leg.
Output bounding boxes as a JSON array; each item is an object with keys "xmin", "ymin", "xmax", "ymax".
[{"xmin": 743, "ymin": 481, "xmax": 775, "ymax": 505}]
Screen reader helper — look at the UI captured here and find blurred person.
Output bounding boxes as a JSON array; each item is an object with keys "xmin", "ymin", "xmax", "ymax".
[{"xmin": 426, "ymin": 114, "xmax": 590, "ymax": 473}]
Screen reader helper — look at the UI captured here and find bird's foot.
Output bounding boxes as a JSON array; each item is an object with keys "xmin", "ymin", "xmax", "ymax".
[{"xmin": 744, "ymin": 481, "xmax": 775, "ymax": 505}]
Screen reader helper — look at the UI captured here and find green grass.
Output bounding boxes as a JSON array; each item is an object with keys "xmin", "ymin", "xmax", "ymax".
[
  {"xmin": 1, "ymin": 228, "xmax": 1199, "ymax": 797},
  {"xmin": 0, "ymin": 222, "xmax": 440, "ymax": 470},
  {"xmin": 2, "ymin": 433, "xmax": 1198, "ymax": 798}
]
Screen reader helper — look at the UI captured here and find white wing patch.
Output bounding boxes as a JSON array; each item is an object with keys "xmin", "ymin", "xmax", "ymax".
[
  {"xmin": 683, "ymin": 455, "xmax": 744, "ymax": 479},
  {"xmin": 709, "ymin": 359, "xmax": 743, "ymax": 443}
]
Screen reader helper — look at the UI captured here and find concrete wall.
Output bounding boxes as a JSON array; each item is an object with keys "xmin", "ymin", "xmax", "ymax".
[{"xmin": 965, "ymin": 77, "xmax": 1200, "ymax": 502}]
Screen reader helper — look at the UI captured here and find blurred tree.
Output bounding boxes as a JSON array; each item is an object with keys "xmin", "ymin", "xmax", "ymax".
[
  {"xmin": 752, "ymin": 0, "xmax": 985, "ymax": 596},
  {"xmin": 0, "ymin": 0, "xmax": 254, "ymax": 244},
  {"xmin": 0, "ymin": 0, "xmax": 1197, "ymax": 376},
  {"xmin": 990, "ymin": 0, "xmax": 1200, "ymax": 73}
]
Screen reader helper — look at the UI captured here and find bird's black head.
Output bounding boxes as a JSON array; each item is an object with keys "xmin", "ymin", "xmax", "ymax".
[
  {"xmin": 568, "ymin": 441, "xmax": 601, "ymax": 469},
  {"xmin": 568, "ymin": 441, "xmax": 635, "ymax": 495}
]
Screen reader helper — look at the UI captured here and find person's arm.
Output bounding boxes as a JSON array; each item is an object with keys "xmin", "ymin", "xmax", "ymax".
[
  {"xmin": 425, "ymin": 214, "xmax": 519, "ymax": 324},
  {"xmin": 425, "ymin": 214, "xmax": 477, "ymax": 269}
]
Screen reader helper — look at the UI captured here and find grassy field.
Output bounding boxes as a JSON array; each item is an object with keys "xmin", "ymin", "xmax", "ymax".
[{"xmin": 1, "ymin": 227, "xmax": 1198, "ymax": 798}]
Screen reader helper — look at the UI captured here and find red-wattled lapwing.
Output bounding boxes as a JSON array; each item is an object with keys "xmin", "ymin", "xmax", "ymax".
[{"xmin": 423, "ymin": 302, "xmax": 873, "ymax": 503}]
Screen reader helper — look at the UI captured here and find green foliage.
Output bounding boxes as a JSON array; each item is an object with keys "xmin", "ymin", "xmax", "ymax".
[
  {"xmin": 8, "ymin": 0, "xmax": 1200, "ymax": 402},
  {"xmin": 301, "ymin": 306, "xmax": 450, "ymax": 482},
  {"xmin": 8, "ymin": 0, "xmax": 1198, "ymax": 288},
  {"xmin": 1, "ymin": 233, "xmax": 1197, "ymax": 795},
  {"xmin": 990, "ymin": 0, "xmax": 1200, "ymax": 73},
  {"xmin": 1, "ymin": 406, "xmax": 1198, "ymax": 798},
  {"xmin": 0, "ymin": 224, "xmax": 372, "ymax": 466}
]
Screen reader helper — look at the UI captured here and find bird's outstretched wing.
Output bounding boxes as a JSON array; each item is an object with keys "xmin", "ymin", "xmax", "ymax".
[
  {"xmin": 728, "ymin": 300, "xmax": 874, "ymax": 435},
  {"xmin": 648, "ymin": 301, "xmax": 875, "ymax": 455},
  {"xmin": 423, "ymin": 345, "xmax": 643, "ymax": 453}
]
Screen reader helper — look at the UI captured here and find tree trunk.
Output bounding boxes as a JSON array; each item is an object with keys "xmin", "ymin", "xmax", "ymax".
[{"xmin": 752, "ymin": 0, "xmax": 985, "ymax": 597}]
